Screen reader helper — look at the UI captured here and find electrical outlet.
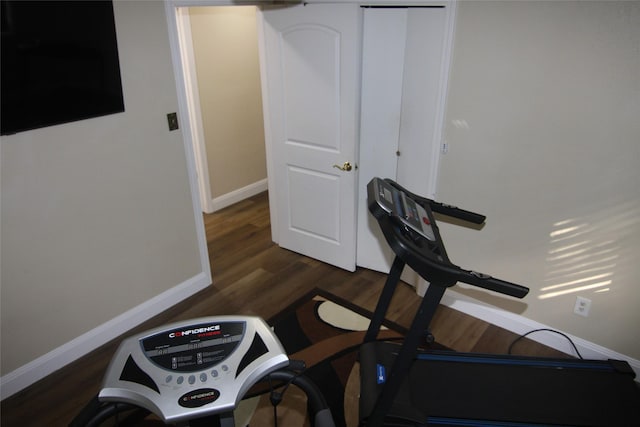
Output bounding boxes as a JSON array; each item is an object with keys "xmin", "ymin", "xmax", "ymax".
[{"xmin": 574, "ymin": 296, "xmax": 592, "ymax": 317}]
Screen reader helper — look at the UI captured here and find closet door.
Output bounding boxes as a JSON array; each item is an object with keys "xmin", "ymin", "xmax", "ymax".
[
  {"xmin": 261, "ymin": 4, "xmax": 361, "ymax": 271},
  {"xmin": 356, "ymin": 9, "xmax": 408, "ymax": 272},
  {"xmin": 356, "ymin": 7, "xmax": 451, "ymax": 274}
]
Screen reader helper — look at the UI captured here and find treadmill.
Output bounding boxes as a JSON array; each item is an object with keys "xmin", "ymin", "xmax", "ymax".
[{"xmin": 359, "ymin": 177, "xmax": 640, "ymax": 427}]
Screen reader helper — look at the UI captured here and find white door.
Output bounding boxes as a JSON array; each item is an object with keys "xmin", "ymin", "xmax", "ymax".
[
  {"xmin": 260, "ymin": 4, "xmax": 361, "ymax": 271},
  {"xmin": 356, "ymin": 7, "xmax": 452, "ymax": 275}
]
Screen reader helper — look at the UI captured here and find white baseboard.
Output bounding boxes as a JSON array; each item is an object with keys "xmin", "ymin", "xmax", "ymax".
[
  {"xmin": 0, "ymin": 272, "xmax": 211, "ymax": 400},
  {"xmin": 439, "ymin": 288, "xmax": 640, "ymax": 379},
  {"xmin": 210, "ymin": 179, "xmax": 268, "ymax": 213}
]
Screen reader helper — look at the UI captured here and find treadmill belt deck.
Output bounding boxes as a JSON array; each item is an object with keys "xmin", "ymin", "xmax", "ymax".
[{"xmin": 360, "ymin": 341, "xmax": 640, "ymax": 427}]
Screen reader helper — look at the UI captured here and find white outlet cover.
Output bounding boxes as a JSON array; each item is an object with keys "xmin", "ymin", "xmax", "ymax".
[{"xmin": 574, "ymin": 296, "xmax": 592, "ymax": 317}]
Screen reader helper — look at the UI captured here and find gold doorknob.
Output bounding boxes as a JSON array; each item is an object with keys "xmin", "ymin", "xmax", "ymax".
[{"xmin": 333, "ymin": 161, "xmax": 353, "ymax": 172}]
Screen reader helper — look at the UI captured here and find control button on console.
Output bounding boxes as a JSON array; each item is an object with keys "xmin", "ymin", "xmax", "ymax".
[
  {"xmin": 211, "ymin": 370, "xmax": 218, "ymax": 378},
  {"xmin": 166, "ymin": 375, "xmax": 173, "ymax": 383},
  {"xmin": 200, "ymin": 373, "xmax": 207, "ymax": 383},
  {"xmin": 177, "ymin": 376, "xmax": 184, "ymax": 385},
  {"xmin": 188, "ymin": 375, "xmax": 196, "ymax": 385}
]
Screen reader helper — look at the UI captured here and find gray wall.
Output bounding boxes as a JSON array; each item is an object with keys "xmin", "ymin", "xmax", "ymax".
[
  {"xmin": 1, "ymin": 1, "xmax": 203, "ymax": 375},
  {"xmin": 439, "ymin": 1, "xmax": 640, "ymax": 359}
]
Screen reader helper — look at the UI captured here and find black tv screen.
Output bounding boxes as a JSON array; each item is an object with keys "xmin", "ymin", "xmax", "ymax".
[{"xmin": 1, "ymin": 1, "xmax": 125, "ymax": 135}]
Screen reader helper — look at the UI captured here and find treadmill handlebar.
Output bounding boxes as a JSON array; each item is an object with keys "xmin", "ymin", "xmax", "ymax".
[
  {"xmin": 459, "ymin": 269, "xmax": 529, "ymax": 298},
  {"xmin": 429, "ymin": 201, "xmax": 486, "ymax": 225},
  {"xmin": 372, "ymin": 178, "xmax": 529, "ymax": 299},
  {"xmin": 384, "ymin": 179, "xmax": 486, "ymax": 225},
  {"xmin": 403, "ymin": 245, "xmax": 529, "ymax": 298}
]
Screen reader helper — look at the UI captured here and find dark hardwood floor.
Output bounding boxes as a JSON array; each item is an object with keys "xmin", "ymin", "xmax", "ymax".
[{"xmin": 1, "ymin": 192, "xmax": 568, "ymax": 426}]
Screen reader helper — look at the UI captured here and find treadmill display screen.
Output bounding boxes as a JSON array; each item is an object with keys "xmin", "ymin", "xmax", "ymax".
[
  {"xmin": 374, "ymin": 179, "xmax": 400, "ymax": 214},
  {"xmin": 141, "ymin": 321, "xmax": 245, "ymax": 372},
  {"xmin": 372, "ymin": 178, "xmax": 436, "ymax": 241}
]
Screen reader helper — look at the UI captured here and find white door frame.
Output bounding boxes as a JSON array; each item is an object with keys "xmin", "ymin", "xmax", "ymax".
[{"xmin": 169, "ymin": 7, "xmax": 215, "ymax": 214}]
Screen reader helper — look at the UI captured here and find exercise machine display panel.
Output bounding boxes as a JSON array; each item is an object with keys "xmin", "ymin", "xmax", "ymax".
[
  {"xmin": 370, "ymin": 177, "xmax": 436, "ymax": 241},
  {"xmin": 141, "ymin": 320, "xmax": 244, "ymax": 373},
  {"xmin": 99, "ymin": 316, "xmax": 289, "ymax": 424}
]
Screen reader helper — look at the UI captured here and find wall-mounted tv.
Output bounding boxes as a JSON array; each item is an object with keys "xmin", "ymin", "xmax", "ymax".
[{"xmin": 1, "ymin": 1, "xmax": 125, "ymax": 135}]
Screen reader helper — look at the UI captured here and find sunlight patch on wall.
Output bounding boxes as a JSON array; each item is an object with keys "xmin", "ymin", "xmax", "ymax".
[
  {"xmin": 539, "ymin": 201, "xmax": 640, "ymax": 300},
  {"xmin": 540, "ymin": 214, "xmax": 617, "ymax": 300}
]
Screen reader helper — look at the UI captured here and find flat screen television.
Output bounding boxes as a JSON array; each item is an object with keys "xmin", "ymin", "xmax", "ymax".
[{"xmin": 1, "ymin": 1, "xmax": 125, "ymax": 135}]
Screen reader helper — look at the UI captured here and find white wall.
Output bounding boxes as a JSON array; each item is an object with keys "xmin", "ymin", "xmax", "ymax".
[
  {"xmin": 1, "ymin": 0, "xmax": 206, "ymax": 383},
  {"xmin": 439, "ymin": 1, "xmax": 640, "ymax": 359}
]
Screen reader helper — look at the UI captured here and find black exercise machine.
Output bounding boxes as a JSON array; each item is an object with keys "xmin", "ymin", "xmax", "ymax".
[{"xmin": 359, "ymin": 177, "xmax": 640, "ymax": 427}]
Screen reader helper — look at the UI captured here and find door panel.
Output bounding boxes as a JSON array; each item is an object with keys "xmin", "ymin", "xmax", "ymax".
[
  {"xmin": 356, "ymin": 7, "xmax": 450, "ymax": 274},
  {"xmin": 288, "ymin": 168, "xmax": 339, "ymax": 242},
  {"xmin": 282, "ymin": 26, "xmax": 340, "ymax": 148},
  {"xmin": 356, "ymin": 9, "xmax": 409, "ymax": 273},
  {"xmin": 261, "ymin": 4, "xmax": 360, "ymax": 271}
]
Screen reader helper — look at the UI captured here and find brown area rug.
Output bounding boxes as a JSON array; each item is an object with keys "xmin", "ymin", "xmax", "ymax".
[
  {"xmin": 243, "ymin": 289, "xmax": 446, "ymax": 427},
  {"xmin": 266, "ymin": 290, "xmax": 401, "ymax": 427}
]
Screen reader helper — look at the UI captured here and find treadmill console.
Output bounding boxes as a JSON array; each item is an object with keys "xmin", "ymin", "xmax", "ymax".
[
  {"xmin": 99, "ymin": 316, "xmax": 288, "ymax": 423},
  {"xmin": 367, "ymin": 177, "xmax": 529, "ymax": 298},
  {"xmin": 370, "ymin": 178, "xmax": 436, "ymax": 241}
]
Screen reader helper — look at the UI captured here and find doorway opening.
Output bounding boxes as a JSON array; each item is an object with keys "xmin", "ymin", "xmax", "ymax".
[{"xmin": 178, "ymin": 5, "xmax": 269, "ymax": 214}]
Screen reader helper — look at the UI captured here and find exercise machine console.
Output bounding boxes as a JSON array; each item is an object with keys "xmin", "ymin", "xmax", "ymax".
[
  {"xmin": 71, "ymin": 316, "xmax": 335, "ymax": 426},
  {"xmin": 360, "ymin": 177, "xmax": 640, "ymax": 427}
]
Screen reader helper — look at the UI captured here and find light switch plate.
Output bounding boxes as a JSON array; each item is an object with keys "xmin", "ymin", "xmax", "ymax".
[{"xmin": 167, "ymin": 112, "xmax": 179, "ymax": 131}]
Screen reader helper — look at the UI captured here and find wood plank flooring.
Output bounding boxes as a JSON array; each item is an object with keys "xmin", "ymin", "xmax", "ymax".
[{"xmin": 1, "ymin": 192, "xmax": 568, "ymax": 426}]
